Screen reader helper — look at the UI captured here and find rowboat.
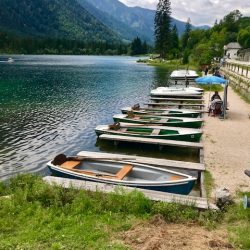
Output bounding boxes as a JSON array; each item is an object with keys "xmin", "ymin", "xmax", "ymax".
[
  {"xmin": 170, "ymin": 70, "xmax": 199, "ymax": 80},
  {"xmin": 113, "ymin": 114, "xmax": 203, "ymax": 128},
  {"xmin": 151, "ymin": 87, "xmax": 202, "ymax": 96},
  {"xmin": 121, "ymin": 106, "xmax": 201, "ymax": 118},
  {"xmin": 95, "ymin": 123, "xmax": 202, "ymax": 142},
  {"xmin": 153, "ymin": 86, "xmax": 203, "ymax": 93},
  {"xmin": 47, "ymin": 154, "xmax": 197, "ymax": 195}
]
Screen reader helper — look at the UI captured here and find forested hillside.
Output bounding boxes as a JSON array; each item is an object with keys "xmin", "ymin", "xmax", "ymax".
[
  {"xmin": 186, "ymin": 10, "xmax": 250, "ymax": 64},
  {"xmin": 77, "ymin": 0, "xmax": 138, "ymax": 42},
  {"xmin": 0, "ymin": 0, "xmax": 120, "ymax": 41},
  {"xmin": 85, "ymin": 0, "xmax": 209, "ymax": 44}
]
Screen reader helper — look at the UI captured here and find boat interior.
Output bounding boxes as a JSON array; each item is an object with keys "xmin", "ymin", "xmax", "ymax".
[{"xmin": 58, "ymin": 160, "xmax": 185, "ymax": 182}]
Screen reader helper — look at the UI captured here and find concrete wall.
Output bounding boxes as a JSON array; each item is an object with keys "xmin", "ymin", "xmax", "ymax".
[{"xmin": 222, "ymin": 62, "xmax": 250, "ymax": 102}]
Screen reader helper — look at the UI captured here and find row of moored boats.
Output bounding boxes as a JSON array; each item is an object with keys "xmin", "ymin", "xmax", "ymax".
[{"xmin": 48, "ymin": 70, "xmax": 203, "ymax": 195}]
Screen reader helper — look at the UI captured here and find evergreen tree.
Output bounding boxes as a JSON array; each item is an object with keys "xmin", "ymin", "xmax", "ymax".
[
  {"xmin": 130, "ymin": 37, "xmax": 143, "ymax": 55},
  {"xmin": 154, "ymin": 0, "xmax": 172, "ymax": 58},
  {"xmin": 182, "ymin": 18, "xmax": 192, "ymax": 49},
  {"xmin": 171, "ymin": 24, "xmax": 179, "ymax": 50},
  {"xmin": 142, "ymin": 41, "xmax": 148, "ymax": 54}
]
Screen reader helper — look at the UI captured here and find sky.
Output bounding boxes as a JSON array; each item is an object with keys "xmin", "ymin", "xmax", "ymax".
[{"xmin": 119, "ymin": 0, "xmax": 250, "ymax": 26}]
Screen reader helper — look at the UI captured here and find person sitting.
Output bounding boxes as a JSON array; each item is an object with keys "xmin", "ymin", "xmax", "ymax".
[
  {"xmin": 211, "ymin": 91, "xmax": 221, "ymax": 101},
  {"xmin": 209, "ymin": 92, "xmax": 223, "ymax": 116}
]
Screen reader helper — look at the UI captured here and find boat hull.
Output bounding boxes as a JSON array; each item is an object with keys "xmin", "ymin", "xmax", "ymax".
[
  {"xmin": 48, "ymin": 166, "xmax": 196, "ymax": 195},
  {"xmin": 121, "ymin": 109, "xmax": 201, "ymax": 118},
  {"xmin": 95, "ymin": 127, "xmax": 202, "ymax": 142},
  {"xmin": 113, "ymin": 117, "xmax": 203, "ymax": 128}
]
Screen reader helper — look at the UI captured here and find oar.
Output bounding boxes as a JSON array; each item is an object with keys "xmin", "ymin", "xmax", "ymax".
[
  {"xmin": 69, "ymin": 156, "xmax": 137, "ymax": 161},
  {"xmin": 52, "ymin": 154, "xmax": 136, "ymax": 166},
  {"xmin": 119, "ymin": 123, "xmax": 161, "ymax": 127}
]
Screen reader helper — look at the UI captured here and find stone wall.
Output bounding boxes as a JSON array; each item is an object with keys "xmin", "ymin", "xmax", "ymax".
[{"xmin": 222, "ymin": 62, "xmax": 250, "ymax": 102}]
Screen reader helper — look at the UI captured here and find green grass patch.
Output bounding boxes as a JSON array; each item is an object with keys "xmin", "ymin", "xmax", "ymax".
[
  {"xmin": 225, "ymin": 194, "xmax": 250, "ymax": 249},
  {"xmin": 0, "ymin": 174, "xmax": 249, "ymax": 249},
  {"xmin": 198, "ymin": 84, "xmax": 224, "ymax": 92},
  {"xmin": 138, "ymin": 58, "xmax": 199, "ymax": 70},
  {"xmin": 204, "ymin": 170, "xmax": 214, "ymax": 198}
]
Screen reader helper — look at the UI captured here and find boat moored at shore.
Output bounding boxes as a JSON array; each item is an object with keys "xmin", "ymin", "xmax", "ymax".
[
  {"xmin": 121, "ymin": 106, "xmax": 202, "ymax": 118},
  {"xmin": 47, "ymin": 154, "xmax": 197, "ymax": 195},
  {"xmin": 113, "ymin": 114, "xmax": 203, "ymax": 128},
  {"xmin": 95, "ymin": 123, "xmax": 202, "ymax": 142}
]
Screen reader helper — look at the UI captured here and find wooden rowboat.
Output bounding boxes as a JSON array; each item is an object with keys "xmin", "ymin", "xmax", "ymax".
[
  {"xmin": 47, "ymin": 154, "xmax": 197, "ymax": 195},
  {"xmin": 121, "ymin": 106, "xmax": 201, "ymax": 118},
  {"xmin": 113, "ymin": 114, "xmax": 203, "ymax": 128},
  {"xmin": 151, "ymin": 87, "xmax": 202, "ymax": 97},
  {"xmin": 95, "ymin": 123, "xmax": 202, "ymax": 142},
  {"xmin": 170, "ymin": 70, "xmax": 199, "ymax": 80}
]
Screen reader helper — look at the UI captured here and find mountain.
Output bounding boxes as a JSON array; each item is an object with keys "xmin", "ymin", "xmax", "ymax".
[
  {"xmin": 0, "ymin": 0, "xmax": 120, "ymax": 42},
  {"xmin": 83, "ymin": 0, "xmax": 209, "ymax": 44},
  {"xmin": 77, "ymin": 0, "xmax": 138, "ymax": 42}
]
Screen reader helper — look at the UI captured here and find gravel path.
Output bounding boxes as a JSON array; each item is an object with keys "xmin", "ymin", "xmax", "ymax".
[{"xmin": 204, "ymin": 87, "xmax": 250, "ymax": 196}]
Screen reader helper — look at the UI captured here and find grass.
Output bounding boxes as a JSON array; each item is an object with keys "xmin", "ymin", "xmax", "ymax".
[
  {"xmin": 198, "ymin": 84, "xmax": 224, "ymax": 92},
  {"xmin": 225, "ymin": 193, "xmax": 250, "ymax": 249},
  {"xmin": 204, "ymin": 170, "xmax": 214, "ymax": 199},
  {"xmin": 232, "ymin": 86, "xmax": 250, "ymax": 104},
  {"xmin": 0, "ymin": 175, "xmax": 249, "ymax": 249},
  {"xmin": 138, "ymin": 58, "xmax": 200, "ymax": 72}
]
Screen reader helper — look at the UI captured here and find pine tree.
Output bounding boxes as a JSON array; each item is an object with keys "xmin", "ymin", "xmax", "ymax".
[
  {"xmin": 154, "ymin": 0, "xmax": 172, "ymax": 58},
  {"xmin": 171, "ymin": 24, "xmax": 179, "ymax": 50},
  {"xmin": 130, "ymin": 37, "xmax": 143, "ymax": 55},
  {"xmin": 142, "ymin": 41, "xmax": 148, "ymax": 54},
  {"xmin": 182, "ymin": 18, "xmax": 192, "ymax": 49}
]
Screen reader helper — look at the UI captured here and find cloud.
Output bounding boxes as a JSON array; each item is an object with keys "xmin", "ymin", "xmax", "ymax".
[{"xmin": 119, "ymin": 0, "xmax": 250, "ymax": 25}]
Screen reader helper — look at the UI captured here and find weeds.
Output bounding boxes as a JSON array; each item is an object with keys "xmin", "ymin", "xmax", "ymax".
[{"xmin": 0, "ymin": 174, "xmax": 249, "ymax": 249}]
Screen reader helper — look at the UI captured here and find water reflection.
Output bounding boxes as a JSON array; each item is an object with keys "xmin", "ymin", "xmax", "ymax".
[{"xmin": 0, "ymin": 55, "xmax": 198, "ymax": 180}]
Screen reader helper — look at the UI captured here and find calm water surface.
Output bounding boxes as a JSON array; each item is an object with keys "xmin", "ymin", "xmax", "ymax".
[{"xmin": 0, "ymin": 55, "xmax": 195, "ymax": 180}]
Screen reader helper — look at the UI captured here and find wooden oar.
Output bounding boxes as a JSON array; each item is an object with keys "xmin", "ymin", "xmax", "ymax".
[
  {"xmin": 52, "ymin": 154, "xmax": 136, "ymax": 166},
  {"xmin": 69, "ymin": 156, "xmax": 137, "ymax": 161}
]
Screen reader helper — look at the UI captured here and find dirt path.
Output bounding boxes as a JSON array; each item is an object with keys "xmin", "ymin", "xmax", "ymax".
[
  {"xmin": 119, "ymin": 216, "xmax": 233, "ymax": 250},
  {"xmin": 204, "ymin": 87, "xmax": 250, "ymax": 196}
]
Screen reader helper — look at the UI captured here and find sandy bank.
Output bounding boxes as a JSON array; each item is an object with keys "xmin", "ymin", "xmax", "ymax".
[{"xmin": 203, "ymin": 87, "xmax": 250, "ymax": 196}]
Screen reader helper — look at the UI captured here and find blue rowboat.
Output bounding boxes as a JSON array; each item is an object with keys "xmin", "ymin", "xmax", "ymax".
[{"xmin": 47, "ymin": 154, "xmax": 197, "ymax": 195}]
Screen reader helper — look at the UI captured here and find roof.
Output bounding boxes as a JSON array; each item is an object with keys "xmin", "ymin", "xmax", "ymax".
[{"xmin": 225, "ymin": 42, "xmax": 242, "ymax": 49}]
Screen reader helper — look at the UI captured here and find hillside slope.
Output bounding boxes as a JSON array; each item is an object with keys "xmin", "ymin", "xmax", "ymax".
[
  {"xmin": 0, "ymin": 0, "xmax": 120, "ymax": 42},
  {"xmin": 85, "ymin": 0, "xmax": 209, "ymax": 43}
]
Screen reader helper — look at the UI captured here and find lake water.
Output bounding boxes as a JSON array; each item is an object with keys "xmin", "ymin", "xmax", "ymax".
[{"xmin": 0, "ymin": 55, "xmax": 196, "ymax": 180}]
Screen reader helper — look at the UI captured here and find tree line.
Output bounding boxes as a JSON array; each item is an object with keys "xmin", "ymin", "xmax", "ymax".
[
  {"xmin": 154, "ymin": 0, "xmax": 250, "ymax": 65},
  {"xmin": 0, "ymin": 32, "xmax": 150, "ymax": 56},
  {"xmin": 1, "ymin": 0, "xmax": 249, "ymax": 61}
]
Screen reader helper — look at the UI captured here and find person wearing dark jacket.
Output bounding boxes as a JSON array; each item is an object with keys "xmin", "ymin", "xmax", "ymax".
[{"xmin": 211, "ymin": 91, "xmax": 221, "ymax": 101}]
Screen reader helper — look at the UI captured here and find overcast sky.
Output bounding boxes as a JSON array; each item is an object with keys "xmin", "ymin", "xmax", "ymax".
[{"xmin": 119, "ymin": 0, "xmax": 250, "ymax": 26}]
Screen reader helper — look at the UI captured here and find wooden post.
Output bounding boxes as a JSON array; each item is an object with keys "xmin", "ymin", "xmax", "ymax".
[{"xmin": 223, "ymin": 83, "xmax": 228, "ymax": 120}]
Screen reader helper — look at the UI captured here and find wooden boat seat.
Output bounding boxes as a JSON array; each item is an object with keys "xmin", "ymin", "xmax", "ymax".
[
  {"xmin": 116, "ymin": 164, "xmax": 133, "ymax": 180},
  {"xmin": 152, "ymin": 129, "xmax": 160, "ymax": 135},
  {"xmin": 60, "ymin": 161, "xmax": 132, "ymax": 180},
  {"xmin": 170, "ymin": 175, "xmax": 183, "ymax": 181},
  {"xmin": 160, "ymin": 119, "xmax": 168, "ymax": 123},
  {"xmin": 61, "ymin": 161, "xmax": 81, "ymax": 170},
  {"xmin": 120, "ymin": 128, "xmax": 127, "ymax": 132}
]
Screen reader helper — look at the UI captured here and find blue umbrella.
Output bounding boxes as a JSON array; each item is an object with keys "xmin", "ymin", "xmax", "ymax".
[
  {"xmin": 195, "ymin": 76, "xmax": 227, "ymax": 84},
  {"xmin": 195, "ymin": 76, "xmax": 228, "ymax": 111}
]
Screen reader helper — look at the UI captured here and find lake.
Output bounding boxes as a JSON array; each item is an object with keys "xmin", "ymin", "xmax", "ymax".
[{"xmin": 0, "ymin": 55, "xmax": 195, "ymax": 180}]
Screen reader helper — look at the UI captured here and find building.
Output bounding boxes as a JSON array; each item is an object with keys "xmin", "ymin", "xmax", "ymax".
[{"xmin": 223, "ymin": 42, "xmax": 242, "ymax": 59}]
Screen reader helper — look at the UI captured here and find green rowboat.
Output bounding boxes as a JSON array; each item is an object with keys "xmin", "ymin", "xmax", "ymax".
[
  {"xmin": 95, "ymin": 124, "xmax": 202, "ymax": 142},
  {"xmin": 121, "ymin": 106, "xmax": 201, "ymax": 118},
  {"xmin": 113, "ymin": 114, "xmax": 203, "ymax": 128}
]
